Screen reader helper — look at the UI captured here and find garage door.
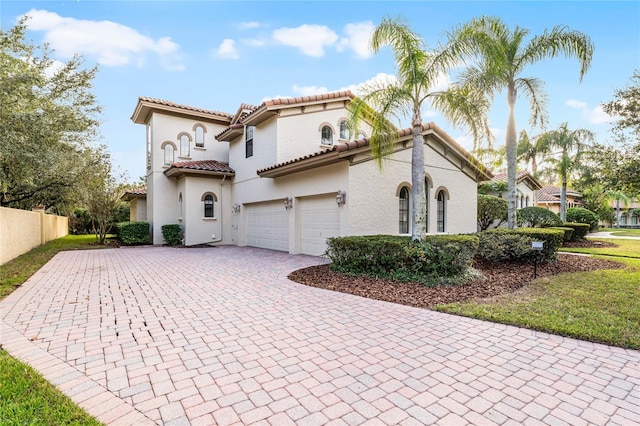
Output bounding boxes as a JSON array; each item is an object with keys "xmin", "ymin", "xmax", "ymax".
[
  {"xmin": 300, "ymin": 195, "xmax": 341, "ymax": 256},
  {"xmin": 246, "ymin": 201, "xmax": 289, "ymax": 252}
]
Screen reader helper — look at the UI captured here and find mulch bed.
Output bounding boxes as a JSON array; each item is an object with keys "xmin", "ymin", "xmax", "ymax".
[{"xmin": 288, "ymin": 242, "xmax": 624, "ymax": 308}]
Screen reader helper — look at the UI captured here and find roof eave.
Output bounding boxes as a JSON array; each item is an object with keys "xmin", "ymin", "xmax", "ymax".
[{"xmin": 164, "ymin": 168, "xmax": 235, "ymax": 179}]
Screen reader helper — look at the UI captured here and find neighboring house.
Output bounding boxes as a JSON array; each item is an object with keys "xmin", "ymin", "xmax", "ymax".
[
  {"xmin": 611, "ymin": 200, "xmax": 640, "ymax": 226},
  {"xmin": 126, "ymin": 91, "xmax": 492, "ymax": 256},
  {"xmin": 480, "ymin": 171, "xmax": 542, "ymax": 208},
  {"xmin": 536, "ymin": 186, "xmax": 582, "ymax": 214}
]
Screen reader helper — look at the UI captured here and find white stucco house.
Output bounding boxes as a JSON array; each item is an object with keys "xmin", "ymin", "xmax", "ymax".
[
  {"xmin": 480, "ymin": 171, "xmax": 542, "ymax": 208},
  {"xmin": 125, "ymin": 91, "xmax": 492, "ymax": 256}
]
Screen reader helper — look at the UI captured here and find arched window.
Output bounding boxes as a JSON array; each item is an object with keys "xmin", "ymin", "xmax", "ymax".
[
  {"xmin": 339, "ymin": 120, "xmax": 350, "ymax": 140},
  {"xmin": 163, "ymin": 143, "xmax": 175, "ymax": 166},
  {"xmin": 399, "ymin": 187, "xmax": 409, "ymax": 234},
  {"xmin": 525, "ymin": 196, "xmax": 530, "ymax": 207},
  {"xmin": 425, "ymin": 178, "xmax": 430, "ymax": 233},
  {"xmin": 180, "ymin": 134, "xmax": 190, "ymax": 157},
  {"xmin": 321, "ymin": 125, "xmax": 333, "ymax": 146},
  {"xmin": 178, "ymin": 193, "xmax": 183, "ymax": 218},
  {"xmin": 203, "ymin": 194, "xmax": 214, "ymax": 218},
  {"xmin": 195, "ymin": 125, "xmax": 205, "ymax": 148},
  {"xmin": 620, "ymin": 213, "xmax": 628, "ymax": 225},
  {"xmin": 437, "ymin": 190, "xmax": 446, "ymax": 232}
]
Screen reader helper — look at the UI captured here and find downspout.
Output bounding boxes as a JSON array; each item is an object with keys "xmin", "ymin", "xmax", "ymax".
[{"xmin": 210, "ymin": 175, "xmax": 226, "ymax": 244}]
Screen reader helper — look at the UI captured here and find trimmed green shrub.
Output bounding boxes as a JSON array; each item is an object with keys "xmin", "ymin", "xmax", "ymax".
[
  {"xmin": 481, "ymin": 228, "xmax": 563, "ymax": 262},
  {"xmin": 478, "ymin": 231, "xmax": 534, "ymax": 262},
  {"xmin": 325, "ymin": 234, "xmax": 479, "ymax": 286},
  {"xmin": 562, "ymin": 222, "xmax": 590, "ymax": 241},
  {"xmin": 517, "ymin": 206, "xmax": 562, "ymax": 228},
  {"xmin": 566, "ymin": 207, "xmax": 600, "ymax": 231},
  {"xmin": 477, "ymin": 194, "xmax": 508, "ymax": 231},
  {"xmin": 161, "ymin": 224, "xmax": 183, "ymax": 245},
  {"xmin": 115, "ymin": 222, "xmax": 150, "ymax": 245},
  {"xmin": 549, "ymin": 226, "xmax": 574, "ymax": 242}
]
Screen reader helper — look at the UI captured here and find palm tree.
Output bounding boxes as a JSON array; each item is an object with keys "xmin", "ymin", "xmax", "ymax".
[
  {"xmin": 448, "ymin": 16, "xmax": 594, "ymax": 229},
  {"xmin": 350, "ymin": 16, "xmax": 492, "ymax": 240},
  {"xmin": 607, "ymin": 190, "xmax": 631, "ymax": 227},
  {"xmin": 517, "ymin": 130, "xmax": 549, "ymax": 175},
  {"xmin": 537, "ymin": 123, "xmax": 594, "ymax": 221}
]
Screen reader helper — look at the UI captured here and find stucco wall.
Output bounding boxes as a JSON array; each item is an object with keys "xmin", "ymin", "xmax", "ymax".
[
  {"xmin": 1, "ymin": 207, "xmax": 68, "ymax": 265},
  {"xmin": 182, "ymin": 175, "xmax": 232, "ymax": 246},
  {"xmin": 348, "ymin": 141, "xmax": 479, "ymax": 236}
]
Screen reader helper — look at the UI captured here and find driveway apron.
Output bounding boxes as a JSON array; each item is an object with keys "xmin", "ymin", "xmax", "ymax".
[{"xmin": 1, "ymin": 246, "xmax": 638, "ymax": 425}]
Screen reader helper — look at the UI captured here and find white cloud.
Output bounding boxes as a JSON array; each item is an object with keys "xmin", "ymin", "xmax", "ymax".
[
  {"xmin": 22, "ymin": 9, "xmax": 184, "ymax": 71},
  {"xmin": 339, "ymin": 73, "xmax": 398, "ymax": 96},
  {"xmin": 272, "ymin": 24, "xmax": 338, "ymax": 57},
  {"xmin": 337, "ymin": 21, "xmax": 374, "ymax": 59},
  {"xmin": 292, "ymin": 84, "xmax": 330, "ymax": 96},
  {"xmin": 239, "ymin": 21, "xmax": 261, "ymax": 30},
  {"xmin": 244, "ymin": 38, "xmax": 266, "ymax": 47},
  {"xmin": 566, "ymin": 99, "xmax": 614, "ymax": 124},
  {"xmin": 217, "ymin": 39, "xmax": 239, "ymax": 59},
  {"xmin": 565, "ymin": 99, "xmax": 587, "ymax": 109}
]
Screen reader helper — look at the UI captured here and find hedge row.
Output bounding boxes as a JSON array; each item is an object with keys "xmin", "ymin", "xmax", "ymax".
[
  {"xmin": 325, "ymin": 234, "xmax": 479, "ymax": 286},
  {"xmin": 115, "ymin": 222, "xmax": 150, "ymax": 245},
  {"xmin": 480, "ymin": 228, "xmax": 564, "ymax": 262}
]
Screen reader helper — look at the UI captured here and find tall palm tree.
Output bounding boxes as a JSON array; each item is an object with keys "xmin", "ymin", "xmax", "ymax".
[
  {"xmin": 537, "ymin": 123, "xmax": 594, "ymax": 221},
  {"xmin": 448, "ymin": 16, "xmax": 594, "ymax": 229},
  {"xmin": 517, "ymin": 130, "xmax": 549, "ymax": 175},
  {"xmin": 350, "ymin": 16, "xmax": 491, "ymax": 240},
  {"xmin": 607, "ymin": 190, "xmax": 631, "ymax": 227}
]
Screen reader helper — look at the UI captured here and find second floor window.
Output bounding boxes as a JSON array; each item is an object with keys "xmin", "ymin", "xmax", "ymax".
[
  {"xmin": 246, "ymin": 126, "xmax": 254, "ymax": 158},
  {"xmin": 339, "ymin": 120, "xmax": 350, "ymax": 140},
  {"xmin": 321, "ymin": 125, "xmax": 333, "ymax": 146},
  {"xmin": 195, "ymin": 125, "xmax": 205, "ymax": 148},
  {"xmin": 164, "ymin": 143, "xmax": 174, "ymax": 166},
  {"xmin": 180, "ymin": 134, "xmax": 190, "ymax": 157}
]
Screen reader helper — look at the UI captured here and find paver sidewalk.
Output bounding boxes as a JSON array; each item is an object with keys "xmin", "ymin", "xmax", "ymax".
[{"xmin": 1, "ymin": 246, "xmax": 638, "ymax": 425}]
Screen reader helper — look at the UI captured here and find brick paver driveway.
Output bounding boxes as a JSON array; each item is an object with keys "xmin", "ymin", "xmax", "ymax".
[{"xmin": 1, "ymin": 246, "xmax": 638, "ymax": 425}]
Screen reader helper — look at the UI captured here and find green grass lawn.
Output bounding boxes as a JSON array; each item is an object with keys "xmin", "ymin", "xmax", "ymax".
[
  {"xmin": 561, "ymin": 238, "xmax": 640, "ymax": 258},
  {"xmin": 437, "ymin": 239, "xmax": 640, "ymax": 349},
  {"xmin": 595, "ymin": 227, "xmax": 640, "ymax": 237},
  {"xmin": 0, "ymin": 350, "xmax": 103, "ymax": 425},
  {"xmin": 1, "ymin": 234, "xmax": 112, "ymax": 425}
]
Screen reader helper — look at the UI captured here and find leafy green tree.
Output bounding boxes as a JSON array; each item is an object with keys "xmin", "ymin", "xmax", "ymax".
[
  {"xmin": 537, "ymin": 123, "xmax": 594, "ymax": 221},
  {"xmin": 0, "ymin": 18, "xmax": 102, "ymax": 213},
  {"xmin": 350, "ymin": 16, "xmax": 492, "ymax": 240},
  {"xmin": 449, "ymin": 16, "xmax": 594, "ymax": 229},
  {"xmin": 477, "ymin": 194, "xmax": 508, "ymax": 230},
  {"xmin": 602, "ymin": 69, "xmax": 640, "ymax": 141}
]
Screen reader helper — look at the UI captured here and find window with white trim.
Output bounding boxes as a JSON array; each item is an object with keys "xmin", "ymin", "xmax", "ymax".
[
  {"xmin": 195, "ymin": 125, "xmax": 205, "ymax": 148},
  {"xmin": 321, "ymin": 125, "xmax": 333, "ymax": 146},
  {"xmin": 245, "ymin": 126, "xmax": 254, "ymax": 158},
  {"xmin": 204, "ymin": 194, "xmax": 214, "ymax": 218},
  {"xmin": 163, "ymin": 143, "xmax": 175, "ymax": 166},
  {"xmin": 180, "ymin": 134, "xmax": 190, "ymax": 157},
  {"xmin": 399, "ymin": 187, "xmax": 409, "ymax": 234},
  {"xmin": 339, "ymin": 120, "xmax": 350, "ymax": 140},
  {"xmin": 437, "ymin": 190, "xmax": 446, "ymax": 232}
]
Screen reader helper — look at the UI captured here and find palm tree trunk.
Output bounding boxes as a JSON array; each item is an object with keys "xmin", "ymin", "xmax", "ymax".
[
  {"xmin": 531, "ymin": 156, "xmax": 537, "ymax": 175},
  {"xmin": 560, "ymin": 177, "xmax": 567, "ymax": 222},
  {"xmin": 411, "ymin": 111, "xmax": 426, "ymax": 240},
  {"xmin": 506, "ymin": 86, "xmax": 518, "ymax": 229}
]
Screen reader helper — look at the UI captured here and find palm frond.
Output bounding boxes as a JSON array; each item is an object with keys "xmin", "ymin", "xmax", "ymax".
[{"xmin": 515, "ymin": 77, "xmax": 548, "ymax": 130}]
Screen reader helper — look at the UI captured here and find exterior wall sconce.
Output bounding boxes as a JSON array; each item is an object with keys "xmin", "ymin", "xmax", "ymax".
[
  {"xmin": 284, "ymin": 197, "xmax": 293, "ymax": 210},
  {"xmin": 232, "ymin": 203, "xmax": 241, "ymax": 213},
  {"xmin": 336, "ymin": 190, "xmax": 346, "ymax": 207}
]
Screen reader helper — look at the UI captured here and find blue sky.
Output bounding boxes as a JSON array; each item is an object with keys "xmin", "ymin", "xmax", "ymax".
[{"xmin": 3, "ymin": 1, "xmax": 639, "ymax": 181}]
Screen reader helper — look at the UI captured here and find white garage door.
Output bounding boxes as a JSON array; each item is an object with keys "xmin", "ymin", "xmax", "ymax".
[
  {"xmin": 300, "ymin": 195, "xmax": 341, "ymax": 256},
  {"xmin": 246, "ymin": 201, "xmax": 289, "ymax": 252}
]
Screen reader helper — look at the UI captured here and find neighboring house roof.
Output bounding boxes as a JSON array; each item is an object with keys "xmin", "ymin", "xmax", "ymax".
[
  {"xmin": 122, "ymin": 187, "xmax": 147, "ymax": 201},
  {"xmin": 131, "ymin": 97, "xmax": 233, "ymax": 125},
  {"xmin": 164, "ymin": 160, "xmax": 235, "ymax": 179},
  {"xmin": 535, "ymin": 185, "xmax": 582, "ymax": 204},
  {"xmin": 216, "ymin": 91, "xmax": 355, "ymax": 141},
  {"xmin": 257, "ymin": 122, "xmax": 493, "ymax": 182},
  {"xmin": 486, "ymin": 171, "xmax": 543, "ymax": 190}
]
